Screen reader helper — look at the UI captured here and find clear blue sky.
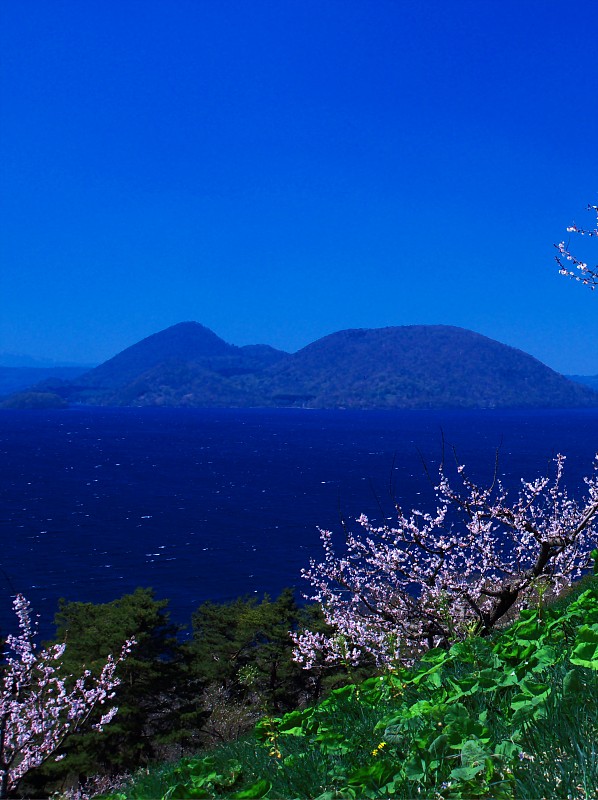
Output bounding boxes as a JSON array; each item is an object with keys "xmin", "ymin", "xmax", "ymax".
[{"xmin": 1, "ymin": 0, "xmax": 597, "ymax": 372}]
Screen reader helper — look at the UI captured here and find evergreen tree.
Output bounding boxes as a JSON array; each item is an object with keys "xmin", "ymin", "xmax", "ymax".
[
  {"xmin": 27, "ymin": 588, "xmax": 183, "ymax": 795},
  {"xmin": 183, "ymin": 589, "xmax": 360, "ymax": 746}
]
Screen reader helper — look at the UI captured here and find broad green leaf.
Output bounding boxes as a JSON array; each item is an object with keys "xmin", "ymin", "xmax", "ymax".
[
  {"xmin": 165, "ymin": 783, "xmax": 210, "ymax": 799},
  {"xmin": 403, "ymin": 754, "xmax": 428, "ymax": 781},
  {"xmin": 330, "ymin": 684, "xmax": 356, "ymax": 700},
  {"xmin": 495, "ymin": 740, "xmax": 520, "ymax": 760},
  {"xmin": 446, "ymin": 675, "xmax": 479, "ymax": 698},
  {"xmin": 277, "ymin": 707, "xmax": 312, "ymax": 736},
  {"xmin": 428, "ymin": 733, "xmax": 450, "ymax": 755},
  {"xmin": 570, "ymin": 623, "xmax": 598, "ymax": 668},
  {"xmin": 231, "ymin": 779, "xmax": 271, "ymax": 799},
  {"xmin": 529, "ymin": 644, "xmax": 558, "ymax": 671},
  {"xmin": 510, "ymin": 700, "xmax": 548, "ymax": 727},
  {"xmin": 420, "ymin": 646, "xmax": 451, "ymax": 665},
  {"xmin": 450, "ymin": 637, "xmax": 493, "ymax": 664},
  {"xmin": 347, "ymin": 760, "xmax": 400, "ymax": 790},
  {"xmin": 479, "ymin": 667, "xmax": 520, "ymax": 689},
  {"xmin": 450, "ymin": 763, "xmax": 485, "ymax": 780},
  {"xmin": 383, "ymin": 723, "xmax": 405, "ymax": 744},
  {"xmin": 314, "ymin": 729, "xmax": 352, "ymax": 754},
  {"xmin": 460, "ymin": 739, "xmax": 488, "ymax": 767}
]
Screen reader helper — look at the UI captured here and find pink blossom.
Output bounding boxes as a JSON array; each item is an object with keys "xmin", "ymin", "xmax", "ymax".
[
  {"xmin": 555, "ymin": 204, "xmax": 598, "ymax": 289},
  {"xmin": 0, "ymin": 594, "xmax": 134, "ymax": 798},
  {"xmin": 294, "ymin": 455, "xmax": 598, "ymax": 669}
]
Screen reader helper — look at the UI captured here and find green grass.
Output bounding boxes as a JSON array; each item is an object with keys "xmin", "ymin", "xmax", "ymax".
[{"xmin": 100, "ymin": 577, "xmax": 598, "ymax": 800}]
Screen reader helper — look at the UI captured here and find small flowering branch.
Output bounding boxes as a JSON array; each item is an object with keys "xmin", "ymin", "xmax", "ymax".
[
  {"xmin": 0, "ymin": 594, "xmax": 135, "ymax": 798},
  {"xmin": 555, "ymin": 204, "xmax": 598, "ymax": 289},
  {"xmin": 293, "ymin": 455, "xmax": 598, "ymax": 670}
]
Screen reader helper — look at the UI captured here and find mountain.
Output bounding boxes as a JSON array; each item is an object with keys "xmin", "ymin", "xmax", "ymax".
[
  {"xmin": 77, "ymin": 322, "xmax": 238, "ymax": 389},
  {"xmin": 259, "ymin": 326, "xmax": 598, "ymax": 409},
  {"xmin": 9, "ymin": 322, "xmax": 598, "ymax": 410},
  {"xmin": 48, "ymin": 322, "xmax": 290, "ymax": 407}
]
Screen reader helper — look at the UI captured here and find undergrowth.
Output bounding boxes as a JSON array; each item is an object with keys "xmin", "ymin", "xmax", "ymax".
[{"xmin": 99, "ymin": 577, "xmax": 598, "ymax": 799}]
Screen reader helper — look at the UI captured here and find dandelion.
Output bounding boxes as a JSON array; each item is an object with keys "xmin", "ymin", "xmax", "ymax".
[{"xmin": 371, "ymin": 741, "xmax": 387, "ymax": 756}]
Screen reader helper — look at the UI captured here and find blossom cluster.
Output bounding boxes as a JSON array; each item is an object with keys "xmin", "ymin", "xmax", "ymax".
[
  {"xmin": 555, "ymin": 204, "xmax": 598, "ymax": 289},
  {"xmin": 0, "ymin": 594, "xmax": 134, "ymax": 798},
  {"xmin": 293, "ymin": 455, "xmax": 598, "ymax": 669}
]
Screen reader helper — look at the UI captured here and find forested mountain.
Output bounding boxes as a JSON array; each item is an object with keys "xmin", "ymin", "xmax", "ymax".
[
  {"xmin": 258, "ymin": 325, "xmax": 598, "ymax": 409},
  {"xmin": 5, "ymin": 322, "xmax": 598, "ymax": 410}
]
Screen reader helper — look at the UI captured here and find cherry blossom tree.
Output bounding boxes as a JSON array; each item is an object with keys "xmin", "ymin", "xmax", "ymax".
[
  {"xmin": 555, "ymin": 203, "xmax": 598, "ymax": 288},
  {"xmin": 0, "ymin": 594, "xmax": 134, "ymax": 798},
  {"xmin": 293, "ymin": 455, "xmax": 598, "ymax": 670}
]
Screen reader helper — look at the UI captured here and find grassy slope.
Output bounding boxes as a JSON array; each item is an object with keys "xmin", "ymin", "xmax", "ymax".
[{"xmin": 102, "ymin": 576, "xmax": 598, "ymax": 800}]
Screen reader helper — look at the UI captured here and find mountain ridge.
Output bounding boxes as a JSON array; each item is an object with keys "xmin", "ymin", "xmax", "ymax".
[{"xmin": 5, "ymin": 322, "xmax": 598, "ymax": 410}]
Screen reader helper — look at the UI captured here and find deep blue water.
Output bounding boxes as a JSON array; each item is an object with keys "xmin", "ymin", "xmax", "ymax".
[{"xmin": 1, "ymin": 407, "xmax": 598, "ymax": 640}]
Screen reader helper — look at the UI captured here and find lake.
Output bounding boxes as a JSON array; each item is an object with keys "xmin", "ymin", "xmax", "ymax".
[{"xmin": 1, "ymin": 406, "xmax": 598, "ymax": 639}]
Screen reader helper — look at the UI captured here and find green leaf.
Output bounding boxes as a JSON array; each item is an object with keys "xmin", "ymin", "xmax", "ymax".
[
  {"xmin": 347, "ymin": 761, "xmax": 400, "ymax": 790},
  {"xmin": 165, "ymin": 783, "xmax": 210, "ymax": 799},
  {"xmin": 446, "ymin": 675, "xmax": 480, "ymax": 698},
  {"xmin": 409, "ymin": 664, "xmax": 444, "ymax": 688},
  {"xmin": 460, "ymin": 739, "xmax": 488, "ymax": 767},
  {"xmin": 450, "ymin": 763, "xmax": 485, "ymax": 780},
  {"xmin": 428, "ymin": 733, "xmax": 450, "ymax": 756},
  {"xmin": 495, "ymin": 740, "xmax": 520, "ymax": 760},
  {"xmin": 514, "ymin": 678, "xmax": 550, "ymax": 699},
  {"xmin": 403, "ymin": 754, "xmax": 429, "ymax": 781},
  {"xmin": 420, "ymin": 646, "xmax": 451, "ymax": 665},
  {"xmin": 314, "ymin": 728, "xmax": 352, "ymax": 754},
  {"xmin": 231, "ymin": 779, "xmax": 271, "ymax": 798},
  {"xmin": 479, "ymin": 667, "xmax": 520, "ymax": 689},
  {"xmin": 570, "ymin": 623, "xmax": 598, "ymax": 668},
  {"xmin": 277, "ymin": 707, "xmax": 312, "ymax": 736},
  {"xmin": 510, "ymin": 700, "xmax": 548, "ymax": 727},
  {"xmin": 358, "ymin": 676, "xmax": 387, "ymax": 704},
  {"xmin": 330, "ymin": 684, "xmax": 356, "ymax": 700},
  {"xmin": 529, "ymin": 645, "xmax": 558, "ymax": 671},
  {"xmin": 450, "ymin": 638, "xmax": 493, "ymax": 664}
]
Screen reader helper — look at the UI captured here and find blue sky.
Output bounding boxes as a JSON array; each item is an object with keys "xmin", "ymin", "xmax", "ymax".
[{"xmin": 1, "ymin": 0, "xmax": 597, "ymax": 372}]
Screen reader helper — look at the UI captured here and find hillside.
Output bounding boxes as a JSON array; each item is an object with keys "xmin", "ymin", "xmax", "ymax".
[
  {"xmin": 568, "ymin": 374, "xmax": 598, "ymax": 392},
  {"xmin": 12, "ymin": 322, "xmax": 598, "ymax": 409},
  {"xmin": 0, "ymin": 366, "xmax": 88, "ymax": 397},
  {"xmin": 260, "ymin": 325, "xmax": 597, "ymax": 409},
  {"xmin": 48, "ymin": 322, "xmax": 290, "ymax": 406}
]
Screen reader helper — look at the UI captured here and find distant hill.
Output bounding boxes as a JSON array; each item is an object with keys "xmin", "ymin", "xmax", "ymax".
[
  {"xmin": 11, "ymin": 322, "xmax": 598, "ymax": 410},
  {"xmin": 0, "ymin": 391, "xmax": 67, "ymax": 410},
  {"xmin": 0, "ymin": 366, "xmax": 89, "ymax": 397},
  {"xmin": 567, "ymin": 374, "xmax": 598, "ymax": 392}
]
